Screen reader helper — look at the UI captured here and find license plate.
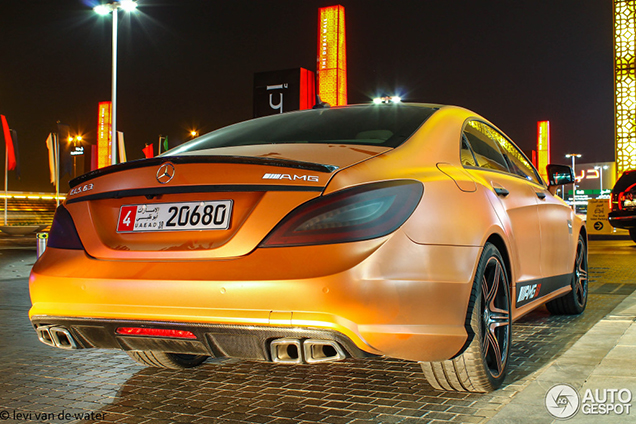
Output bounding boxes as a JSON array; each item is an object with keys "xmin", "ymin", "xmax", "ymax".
[{"xmin": 117, "ymin": 200, "xmax": 233, "ymax": 233}]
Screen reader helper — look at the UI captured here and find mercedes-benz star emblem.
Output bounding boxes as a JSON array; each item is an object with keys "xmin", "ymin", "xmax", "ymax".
[{"xmin": 156, "ymin": 163, "xmax": 175, "ymax": 184}]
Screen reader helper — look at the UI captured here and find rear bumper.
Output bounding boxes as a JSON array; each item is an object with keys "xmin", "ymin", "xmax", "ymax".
[
  {"xmin": 29, "ymin": 233, "xmax": 481, "ymax": 362},
  {"xmin": 608, "ymin": 214, "xmax": 636, "ymax": 230},
  {"xmin": 30, "ymin": 316, "xmax": 374, "ymax": 361}
]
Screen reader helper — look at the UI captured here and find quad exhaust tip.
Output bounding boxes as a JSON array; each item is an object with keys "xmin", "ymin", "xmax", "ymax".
[
  {"xmin": 36, "ymin": 325, "xmax": 78, "ymax": 350},
  {"xmin": 270, "ymin": 338, "xmax": 346, "ymax": 364}
]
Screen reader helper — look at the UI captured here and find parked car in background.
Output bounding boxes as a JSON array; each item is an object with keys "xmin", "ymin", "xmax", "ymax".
[
  {"xmin": 609, "ymin": 169, "xmax": 636, "ymax": 242},
  {"xmin": 30, "ymin": 103, "xmax": 586, "ymax": 392}
]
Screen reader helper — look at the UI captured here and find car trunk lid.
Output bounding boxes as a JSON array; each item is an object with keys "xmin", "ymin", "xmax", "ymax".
[{"xmin": 65, "ymin": 145, "xmax": 389, "ymax": 260}]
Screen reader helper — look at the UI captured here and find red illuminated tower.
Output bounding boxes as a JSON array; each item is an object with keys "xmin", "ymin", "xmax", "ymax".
[
  {"xmin": 537, "ymin": 121, "xmax": 550, "ymax": 183},
  {"xmin": 317, "ymin": 5, "xmax": 347, "ymax": 106}
]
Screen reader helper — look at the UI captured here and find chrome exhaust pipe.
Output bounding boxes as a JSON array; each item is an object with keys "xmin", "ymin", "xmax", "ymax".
[
  {"xmin": 35, "ymin": 326, "xmax": 56, "ymax": 347},
  {"xmin": 49, "ymin": 327, "xmax": 78, "ymax": 350},
  {"xmin": 303, "ymin": 339, "xmax": 346, "ymax": 364},
  {"xmin": 270, "ymin": 338, "xmax": 303, "ymax": 364},
  {"xmin": 35, "ymin": 325, "xmax": 78, "ymax": 350}
]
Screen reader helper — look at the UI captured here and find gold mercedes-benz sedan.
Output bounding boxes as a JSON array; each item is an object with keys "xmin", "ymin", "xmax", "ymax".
[{"xmin": 30, "ymin": 103, "xmax": 586, "ymax": 392}]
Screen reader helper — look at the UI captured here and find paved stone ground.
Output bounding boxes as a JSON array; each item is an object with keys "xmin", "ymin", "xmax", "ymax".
[
  {"xmin": 489, "ymin": 240, "xmax": 636, "ymax": 424},
  {"xmin": 0, "ymin": 239, "xmax": 633, "ymax": 424}
]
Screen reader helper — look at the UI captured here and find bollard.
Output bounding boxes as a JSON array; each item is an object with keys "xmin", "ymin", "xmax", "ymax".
[{"xmin": 36, "ymin": 232, "xmax": 48, "ymax": 259}]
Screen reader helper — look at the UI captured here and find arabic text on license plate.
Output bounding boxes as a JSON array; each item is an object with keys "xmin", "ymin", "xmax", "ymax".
[{"xmin": 117, "ymin": 201, "xmax": 232, "ymax": 232}]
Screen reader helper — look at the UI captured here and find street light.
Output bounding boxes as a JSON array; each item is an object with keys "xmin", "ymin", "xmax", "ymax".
[
  {"xmin": 594, "ymin": 165, "xmax": 609, "ymax": 196},
  {"xmin": 93, "ymin": 1, "xmax": 138, "ymax": 166},
  {"xmin": 565, "ymin": 154, "xmax": 582, "ymax": 213},
  {"xmin": 68, "ymin": 135, "xmax": 85, "ymax": 178}
]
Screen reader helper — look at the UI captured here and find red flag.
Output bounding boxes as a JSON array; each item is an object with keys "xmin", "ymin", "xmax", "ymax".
[
  {"xmin": 142, "ymin": 144, "xmax": 154, "ymax": 158},
  {"xmin": 1, "ymin": 115, "xmax": 16, "ymax": 171}
]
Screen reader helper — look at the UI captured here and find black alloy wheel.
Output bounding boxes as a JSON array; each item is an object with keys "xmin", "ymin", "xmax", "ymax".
[
  {"xmin": 421, "ymin": 243, "xmax": 511, "ymax": 392},
  {"xmin": 546, "ymin": 233, "xmax": 588, "ymax": 315},
  {"xmin": 479, "ymin": 254, "xmax": 511, "ymax": 381},
  {"xmin": 572, "ymin": 236, "xmax": 588, "ymax": 309}
]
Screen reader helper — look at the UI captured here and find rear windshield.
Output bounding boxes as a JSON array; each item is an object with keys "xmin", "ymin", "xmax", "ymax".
[
  {"xmin": 167, "ymin": 105, "xmax": 436, "ymax": 155},
  {"xmin": 613, "ymin": 170, "xmax": 636, "ymax": 193}
]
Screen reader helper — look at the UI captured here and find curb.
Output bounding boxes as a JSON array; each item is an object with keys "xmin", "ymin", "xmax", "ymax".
[{"xmin": 488, "ymin": 289, "xmax": 636, "ymax": 423}]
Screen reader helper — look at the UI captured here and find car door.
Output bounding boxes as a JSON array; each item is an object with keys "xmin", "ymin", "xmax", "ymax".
[
  {"xmin": 462, "ymin": 121, "xmax": 543, "ymax": 285},
  {"xmin": 493, "ymin": 134, "xmax": 575, "ymax": 281}
]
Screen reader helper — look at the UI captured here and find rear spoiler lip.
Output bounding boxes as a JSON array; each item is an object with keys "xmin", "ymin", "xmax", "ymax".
[{"xmin": 69, "ymin": 155, "xmax": 339, "ymax": 189}]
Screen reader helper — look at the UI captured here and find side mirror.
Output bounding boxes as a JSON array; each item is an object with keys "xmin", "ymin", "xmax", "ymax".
[
  {"xmin": 546, "ymin": 164, "xmax": 575, "ymax": 195},
  {"xmin": 547, "ymin": 164, "xmax": 575, "ymax": 186}
]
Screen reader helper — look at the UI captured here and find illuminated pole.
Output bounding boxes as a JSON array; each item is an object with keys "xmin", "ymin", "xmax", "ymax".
[
  {"xmin": 566, "ymin": 153, "xmax": 581, "ymax": 212},
  {"xmin": 55, "ymin": 133, "xmax": 60, "ymax": 207},
  {"xmin": 111, "ymin": 8, "xmax": 117, "ymax": 166},
  {"xmin": 614, "ymin": 0, "xmax": 636, "ymax": 178},
  {"xmin": 94, "ymin": 1, "xmax": 138, "ymax": 166},
  {"xmin": 4, "ymin": 141, "xmax": 7, "ymax": 225}
]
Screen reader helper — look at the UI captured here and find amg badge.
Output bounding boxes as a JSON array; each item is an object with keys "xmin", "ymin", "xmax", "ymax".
[
  {"xmin": 262, "ymin": 173, "xmax": 319, "ymax": 182},
  {"xmin": 516, "ymin": 283, "xmax": 542, "ymax": 306}
]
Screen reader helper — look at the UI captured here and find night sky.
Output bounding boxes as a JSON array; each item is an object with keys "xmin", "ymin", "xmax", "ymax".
[{"xmin": 0, "ymin": 0, "xmax": 614, "ymax": 193}]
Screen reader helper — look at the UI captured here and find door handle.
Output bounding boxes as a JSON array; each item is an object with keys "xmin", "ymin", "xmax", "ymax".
[
  {"xmin": 536, "ymin": 191, "xmax": 547, "ymax": 200},
  {"xmin": 494, "ymin": 186, "xmax": 509, "ymax": 197}
]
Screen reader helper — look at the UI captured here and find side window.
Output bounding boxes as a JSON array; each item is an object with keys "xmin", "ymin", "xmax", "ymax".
[
  {"xmin": 500, "ymin": 143, "xmax": 542, "ymax": 185},
  {"xmin": 461, "ymin": 135, "xmax": 477, "ymax": 167},
  {"xmin": 481, "ymin": 125, "xmax": 543, "ymax": 185},
  {"xmin": 463, "ymin": 121, "xmax": 509, "ymax": 172}
]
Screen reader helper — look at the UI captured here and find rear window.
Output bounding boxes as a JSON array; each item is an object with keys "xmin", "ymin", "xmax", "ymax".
[
  {"xmin": 167, "ymin": 105, "xmax": 436, "ymax": 155},
  {"xmin": 613, "ymin": 170, "xmax": 636, "ymax": 193}
]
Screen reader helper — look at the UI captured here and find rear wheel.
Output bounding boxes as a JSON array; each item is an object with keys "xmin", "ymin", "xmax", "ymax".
[
  {"xmin": 546, "ymin": 234, "xmax": 587, "ymax": 315},
  {"xmin": 421, "ymin": 243, "xmax": 511, "ymax": 392},
  {"xmin": 629, "ymin": 228, "xmax": 636, "ymax": 243},
  {"xmin": 126, "ymin": 351, "xmax": 209, "ymax": 369}
]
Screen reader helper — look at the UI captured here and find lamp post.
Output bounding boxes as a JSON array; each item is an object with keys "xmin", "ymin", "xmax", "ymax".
[
  {"xmin": 565, "ymin": 154, "xmax": 582, "ymax": 213},
  {"xmin": 94, "ymin": 1, "xmax": 138, "ymax": 166},
  {"xmin": 68, "ymin": 135, "xmax": 84, "ymax": 178},
  {"xmin": 594, "ymin": 165, "xmax": 609, "ymax": 196}
]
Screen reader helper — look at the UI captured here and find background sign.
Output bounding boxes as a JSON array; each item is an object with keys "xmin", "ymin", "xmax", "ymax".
[
  {"xmin": 253, "ymin": 68, "xmax": 315, "ymax": 118},
  {"xmin": 587, "ymin": 198, "xmax": 612, "ymax": 234}
]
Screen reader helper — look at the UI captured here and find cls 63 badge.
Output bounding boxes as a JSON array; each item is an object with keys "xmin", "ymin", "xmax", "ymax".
[{"xmin": 69, "ymin": 183, "xmax": 94, "ymax": 196}]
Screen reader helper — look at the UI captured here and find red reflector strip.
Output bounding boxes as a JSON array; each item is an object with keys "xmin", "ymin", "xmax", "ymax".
[{"xmin": 116, "ymin": 327, "xmax": 197, "ymax": 339}]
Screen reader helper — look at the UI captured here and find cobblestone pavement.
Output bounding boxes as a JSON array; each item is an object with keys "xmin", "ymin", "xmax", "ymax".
[{"xmin": 0, "ymin": 239, "xmax": 634, "ymax": 424}]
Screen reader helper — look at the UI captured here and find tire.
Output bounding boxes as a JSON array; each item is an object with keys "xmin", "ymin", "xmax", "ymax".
[
  {"xmin": 126, "ymin": 351, "xmax": 209, "ymax": 369},
  {"xmin": 546, "ymin": 234, "xmax": 588, "ymax": 315},
  {"xmin": 421, "ymin": 243, "xmax": 511, "ymax": 392},
  {"xmin": 629, "ymin": 228, "xmax": 636, "ymax": 243}
]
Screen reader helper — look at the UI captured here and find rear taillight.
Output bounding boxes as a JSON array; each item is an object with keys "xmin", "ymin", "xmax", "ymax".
[
  {"xmin": 116, "ymin": 327, "xmax": 197, "ymax": 339},
  {"xmin": 260, "ymin": 180, "xmax": 423, "ymax": 247},
  {"xmin": 614, "ymin": 183, "xmax": 636, "ymax": 211},
  {"xmin": 47, "ymin": 205, "xmax": 85, "ymax": 250},
  {"xmin": 612, "ymin": 192, "xmax": 620, "ymax": 211}
]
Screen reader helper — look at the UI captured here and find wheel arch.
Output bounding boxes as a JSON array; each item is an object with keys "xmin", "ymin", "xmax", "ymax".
[
  {"xmin": 579, "ymin": 224, "xmax": 588, "ymax": 246},
  {"xmin": 450, "ymin": 233, "xmax": 512, "ymax": 360},
  {"xmin": 484, "ymin": 233, "xmax": 512, "ymax": 288}
]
